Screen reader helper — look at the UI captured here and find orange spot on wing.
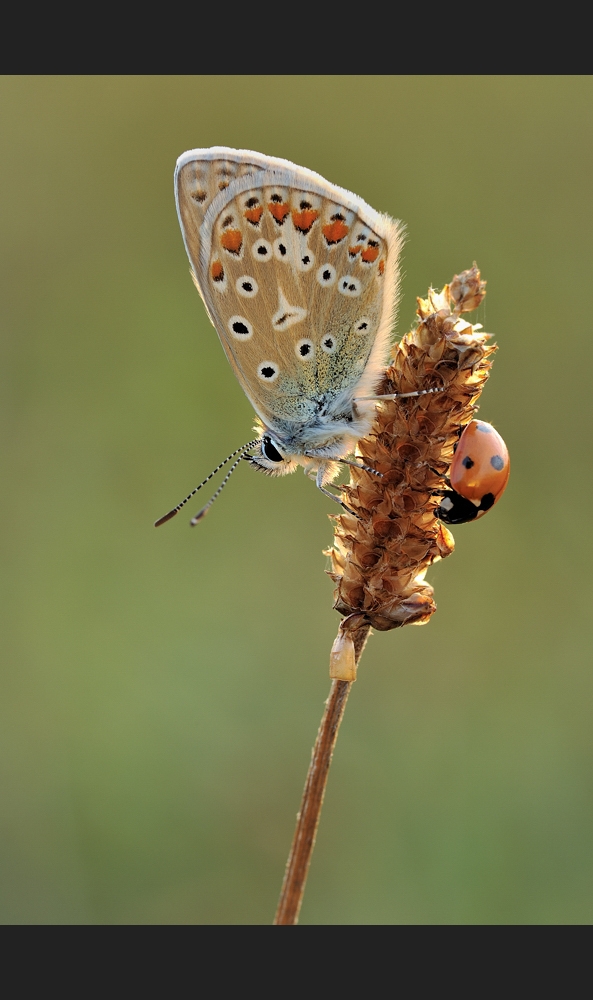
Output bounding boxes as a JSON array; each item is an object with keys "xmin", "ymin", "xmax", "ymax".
[
  {"xmin": 361, "ymin": 245, "xmax": 380, "ymax": 263},
  {"xmin": 220, "ymin": 229, "xmax": 243, "ymax": 254},
  {"xmin": 378, "ymin": 260, "xmax": 385, "ymax": 275},
  {"xmin": 244, "ymin": 206, "xmax": 263, "ymax": 225},
  {"xmin": 211, "ymin": 260, "xmax": 224, "ymax": 281},
  {"xmin": 323, "ymin": 219, "xmax": 349, "ymax": 244},
  {"xmin": 348, "ymin": 244, "xmax": 362, "ymax": 257},
  {"xmin": 268, "ymin": 201, "xmax": 290, "ymax": 223},
  {"xmin": 292, "ymin": 208, "xmax": 319, "ymax": 233}
]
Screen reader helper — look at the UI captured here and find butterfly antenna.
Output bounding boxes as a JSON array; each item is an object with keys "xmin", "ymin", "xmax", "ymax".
[
  {"xmin": 337, "ymin": 457, "xmax": 383, "ymax": 478},
  {"xmin": 190, "ymin": 455, "xmax": 245, "ymax": 525},
  {"xmin": 154, "ymin": 438, "xmax": 259, "ymax": 527},
  {"xmin": 355, "ymin": 387, "xmax": 446, "ymax": 402}
]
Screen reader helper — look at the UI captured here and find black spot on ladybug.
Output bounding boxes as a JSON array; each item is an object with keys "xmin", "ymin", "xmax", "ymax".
[
  {"xmin": 479, "ymin": 492, "xmax": 496, "ymax": 512},
  {"xmin": 462, "ymin": 456, "xmax": 475, "ymax": 469},
  {"xmin": 476, "ymin": 423, "xmax": 492, "ymax": 432},
  {"xmin": 490, "ymin": 455, "xmax": 504, "ymax": 471}
]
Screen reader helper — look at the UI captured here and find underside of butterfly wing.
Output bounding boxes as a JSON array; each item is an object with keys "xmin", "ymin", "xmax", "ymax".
[{"xmin": 176, "ymin": 149, "xmax": 403, "ymax": 454}]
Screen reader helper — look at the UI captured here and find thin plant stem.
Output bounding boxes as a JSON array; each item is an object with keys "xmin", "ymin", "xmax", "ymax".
[{"xmin": 274, "ymin": 625, "xmax": 371, "ymax": 925}]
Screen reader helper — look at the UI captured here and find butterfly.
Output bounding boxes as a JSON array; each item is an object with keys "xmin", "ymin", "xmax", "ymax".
[{"xmin": 155, "ymin": 147, "xmax": 440, "ymax": 526}]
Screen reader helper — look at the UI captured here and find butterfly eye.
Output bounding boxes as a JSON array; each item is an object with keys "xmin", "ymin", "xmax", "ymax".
[
  {"xmin": 295, "ymin": 339, "xmax": 315, "ymax": 360},
  {"xmin": 316, "ymin": 263, "xmax": 336, "ymax": 287},
  {"xmin": 252, "ymin": 239, "xmax": 272, "ymax": 261},
  {"xmin": 262, "ymin": 436, "xmax": 284, "ymax": 463},
  {"xmin": 228, "ymin": 315, "xmax": 253, "ymax": 340},
  {"xmin": 236, "ymin": 275, "xmax": 259, "ymax": 298},
  {"xmin": 339, "ymin": 276, "xmax": 362, "ymax": 297},
  {"xmin": 258, "ymin": 362, "xmax": 279, "ymax": 382}
]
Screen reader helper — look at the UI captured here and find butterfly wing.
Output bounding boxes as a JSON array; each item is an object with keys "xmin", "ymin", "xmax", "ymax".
[{"xmin": 175, "ymin": 147, "xmax": 403, "ymax": 436}]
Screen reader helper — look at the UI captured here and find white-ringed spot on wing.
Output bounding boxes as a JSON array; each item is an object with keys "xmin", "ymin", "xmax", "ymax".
[
  {"xmin": 257, "ymin": 362, "xmax": 279, "ymax": 382},
  {"xmin": 320, "ymin": 335, "xmax": 337, "ymax": 354},
  {"xmin": 228, "ymin": 315, "xmax": 253, "ymax": 341},
  {"xmin": 295, "ymin": 338, "xmax": 315, "ymax": 360},
  {"xmin": 251, "ymin": 238, "xmax": 273, "ymax": 262},
  {"xmin": 236, "ymin": 275, "xmax": 259, "ymax": 298},
  {"xmin": 297, "ymin": 250, "xmax": 315, "ymax": 273},
  {"xmin": 272, "ymin": 288, "xmax": 307, "ymax": 331},
  {"xmin": 273, "ymin": 237, "xmax": 289, "ymax": 262},
  {"xmin": 354, "ymin": 316, "xmax": 371, "ymax": 334},
  {"xmin": 339, "ymin": 275, "xmax": 362, "ymax": 297},
  {"xmin": 316, "ymin": 263, "xmax": 336, "ymax": 287}
]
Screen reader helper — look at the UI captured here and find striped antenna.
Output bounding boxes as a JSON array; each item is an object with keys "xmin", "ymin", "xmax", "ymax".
[
  {"xmin": 154, "ymin": 439, "xmax": 259, "ymax": 527},
  {"xmin": 337, "ymin": 457, "xmax": 383, "ymax": 478},
  {"xmin": 190, "ymin": 455, "xmax": 245, "ymax": 525},
  {"xmin": 355, "ymin": 387, "xmax": 446, "ymax": 402}
]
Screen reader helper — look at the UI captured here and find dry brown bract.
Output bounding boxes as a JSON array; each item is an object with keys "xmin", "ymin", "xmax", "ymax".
[{"xmin": 329, "ymin": 265, "xmax": 492, "ymax": 636}]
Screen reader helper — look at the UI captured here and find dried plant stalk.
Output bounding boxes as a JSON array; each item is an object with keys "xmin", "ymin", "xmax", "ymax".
[
  {"xmin": 329, "ymin": 264, "xmax": 492, "ymax": 633},
  {"xmin": 275, "ymin": 265, "xmax": 494, "ymax": 924},
  {"xmin": 274, "ymin": 626, "xmax": 370, "ymax": 926}
]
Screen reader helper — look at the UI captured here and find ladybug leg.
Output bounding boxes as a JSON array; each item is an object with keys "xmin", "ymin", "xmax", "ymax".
[{"xmin": 426, "ymin": 465, "xmax": 451, "ymax": 488}]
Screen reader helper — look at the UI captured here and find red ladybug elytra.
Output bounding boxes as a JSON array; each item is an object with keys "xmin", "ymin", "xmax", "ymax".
[{"xmin": 436, "ymin": 419, "xmax": 510, "ymax": 524}]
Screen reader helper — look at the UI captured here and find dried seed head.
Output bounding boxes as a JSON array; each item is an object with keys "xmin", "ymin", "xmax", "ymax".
[{"xmin": 328, "ymin": 265, "xmax": 494, "ymax": 633}]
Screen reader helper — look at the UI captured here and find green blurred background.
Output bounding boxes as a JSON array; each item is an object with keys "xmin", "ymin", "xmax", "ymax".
[{"xmin": 1, "ymin": 76, "xmax": 592, "ymax": 924}]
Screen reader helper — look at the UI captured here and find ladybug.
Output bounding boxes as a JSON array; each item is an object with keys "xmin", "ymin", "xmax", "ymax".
[{"xmin": 436, "ymin": 420, "xmax": 510, "ymax": 524}]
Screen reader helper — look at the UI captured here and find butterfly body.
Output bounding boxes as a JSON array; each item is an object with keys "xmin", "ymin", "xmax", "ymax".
[{"xmin": 175, "ymin": 148, "xmax": 404, "ymax": 486}]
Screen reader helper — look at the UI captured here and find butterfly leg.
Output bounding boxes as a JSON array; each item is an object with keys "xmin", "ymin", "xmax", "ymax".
[{"xmin": 315, "ymin": 469, "xmax": 360, "ymax": 518}]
